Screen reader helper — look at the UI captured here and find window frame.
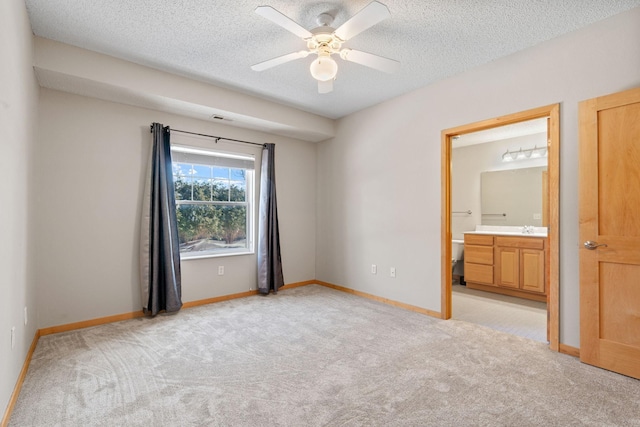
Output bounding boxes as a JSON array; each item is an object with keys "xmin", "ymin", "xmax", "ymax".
[{"xmin": 171, "ymin": 145, "xmax": 255, "ymax": 260}]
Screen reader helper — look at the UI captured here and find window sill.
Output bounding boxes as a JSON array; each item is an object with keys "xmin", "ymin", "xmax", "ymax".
[{"xmin": 180, "ymin": 250, "xmax": 255, "ymax": 261}]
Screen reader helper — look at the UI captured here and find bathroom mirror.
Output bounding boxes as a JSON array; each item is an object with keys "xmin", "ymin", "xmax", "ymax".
[
  {"xmin": 480, "ymin": 166, "xmax": 548, "ymax": 226},
  {"xmin": 450, "ymin": 117, "xmax": 549, "ymax": 236}
]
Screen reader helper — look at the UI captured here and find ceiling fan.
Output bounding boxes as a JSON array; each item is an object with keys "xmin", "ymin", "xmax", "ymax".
[{"xmin": 251, "ymin": 1, "xmax": 400, "ymax": 94}]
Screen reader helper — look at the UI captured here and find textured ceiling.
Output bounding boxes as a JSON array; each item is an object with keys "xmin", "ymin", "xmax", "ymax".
[{"xmin": 25, "ymin": 1, "xmax": 640, "ymax": 119}]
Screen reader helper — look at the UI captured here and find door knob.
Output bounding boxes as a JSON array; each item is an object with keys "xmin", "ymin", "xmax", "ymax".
[{"xmin": 584, "ymin": 240, "xmax": 607, "ymax": 250}]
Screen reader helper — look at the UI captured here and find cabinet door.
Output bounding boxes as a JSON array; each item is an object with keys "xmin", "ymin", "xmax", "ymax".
[
  {"xmin": 520, "ymin": 249, "xmax": 545, "ymax": 293},
  {"xmin": 497, "ymin": 247, "xmax": 519, "ymax": 289}
]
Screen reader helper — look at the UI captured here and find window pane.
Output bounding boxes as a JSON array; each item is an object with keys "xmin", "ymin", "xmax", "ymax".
[
  {"xmin": 186, "ymin": 165, "xmax": 198, "ymax": 177},
  {"xmin": 174, "ymin": 176, "xmax": 192, "ymax": 201},
  {"xmin": 213, "ymin": 167, "xmax": 229, "ymax": 179},
  {"xmin": 212, "ymin": 180, "xmax": 230, "ymax": 201},
  {"xmin": 230, "ymin": 168, "xmax": 245, "ymax": 181},
  {"xmin": 230, "ymin": 182, "xmax": 246, "ymax": 202},
  {"xmin": 192, "ymin": 165, "xmax": 212, "ymax": 178},
  {"xmin": 176, "ymin": 204, "xmax": 247, "ymax": 253},
  {"xmin": 192, "ymin": 178, "xmax": 212, "ymax": 201},
  {"xmin": 176, "ymin": 204, "xmax": 218, "ymax": 251},
  {"xmin": 217, "ymin": 205, "xmax": 247, "ymax": 248},
  {"xmin": 173, "ymin": 163, "xmax": 188, "ymax": 178}
]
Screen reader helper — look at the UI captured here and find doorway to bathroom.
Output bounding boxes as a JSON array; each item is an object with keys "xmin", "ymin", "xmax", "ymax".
[{"xmin": 440, "ymin": 105, "xmax": 560, "ymax": 351}]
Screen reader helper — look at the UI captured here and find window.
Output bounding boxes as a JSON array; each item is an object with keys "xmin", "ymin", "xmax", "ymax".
[{"xmin": 171, "ymin": 145, "xmax": 255, "ymax": 258}]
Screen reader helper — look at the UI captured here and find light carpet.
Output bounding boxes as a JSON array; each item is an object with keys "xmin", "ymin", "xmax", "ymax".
[
  {"xmin": 452, "ymin": 284, "xmax": 547, "ymax": 343},
  {"xmin": 10, "ymin": 285, "xmax": 640, "ymax": 426}
]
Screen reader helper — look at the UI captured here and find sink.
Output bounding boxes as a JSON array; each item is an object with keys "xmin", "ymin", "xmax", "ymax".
[
  {"xmin": 464, "ymin": 230, "xmax": 547, "ymax": 237},
  {"xmin": 464, "ymin": 225, "xmax": 548, "ymax": 237}
]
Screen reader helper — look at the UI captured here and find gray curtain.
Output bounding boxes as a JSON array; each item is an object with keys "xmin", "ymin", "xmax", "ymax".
[
  {"xmin": 257, "ymin": 143, "xmax": 284, "ymax": 294},
  {"xmin": 140, "ymin": 123, "xmax": 182, "ymax": 315}
]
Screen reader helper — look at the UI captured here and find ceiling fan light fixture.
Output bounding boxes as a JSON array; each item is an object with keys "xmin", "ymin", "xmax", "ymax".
[{"xmin": 310, "ymin": 55, "xmax": 338, "ymax": 81}]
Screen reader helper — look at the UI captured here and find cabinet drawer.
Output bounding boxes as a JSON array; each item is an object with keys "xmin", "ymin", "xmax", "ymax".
[
  {"xmin": 464, "ymin": 263, "xmax": 494, "ymax": 285},
  {"xmin": 465, "ymin": 245, "xmax": 494, "ymax": 265},
  {"xmin": 464, "ymin": 234, "xmax": 494, "ymax": 246},
  {"xmin": 496, "ymin": 236, "xmax": 545, "ymax": 250}
]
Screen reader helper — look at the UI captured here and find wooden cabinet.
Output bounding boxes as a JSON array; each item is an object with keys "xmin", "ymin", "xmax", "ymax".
[
  {"xmin": 463, "ymin": 235, "xmax": 494, "ymax": 285},
  {"xmin": 497, "ymin": 247, "xmax": 519, "ymax": 289},
  {"xmin": 464, "ymin": 233, "xmax": 547, "ymax": 302}
]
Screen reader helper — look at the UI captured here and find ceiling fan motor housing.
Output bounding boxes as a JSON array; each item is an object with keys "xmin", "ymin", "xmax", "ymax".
[{"xmin": 307, "ymin": 29, "xmax": 343, "ymax": 56}]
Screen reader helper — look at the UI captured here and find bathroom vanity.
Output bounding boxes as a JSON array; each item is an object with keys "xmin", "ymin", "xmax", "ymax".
[{"xmin": 463, "ymin": 231, "xmax": 547, "ymax": 302}]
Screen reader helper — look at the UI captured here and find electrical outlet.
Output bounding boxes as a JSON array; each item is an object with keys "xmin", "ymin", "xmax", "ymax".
[
  {"xmin": 24, "ymin": 307, "xmax": 28, "ymax": 326},
  {"xmin": 390, "ymin": 267, "xmax": 396, "ymax": 278},
  {"xmin": 218, "ymin": 266, "xmax": 224, "ymax": 276},
  {"xmin": 371, "ymin": 264, "xmax": 377, "ymax": 274},
  {"xmin": 533, "ymin": 213, "xmax": 542, "ymax": 220},
  {"xmin": 11, "ymin": 327, "xmax": 15, "ymax": 349}
]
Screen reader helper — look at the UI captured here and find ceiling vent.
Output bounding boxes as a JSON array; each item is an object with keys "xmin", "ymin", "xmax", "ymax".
[{"xmin": 210, "ymin": 114, "xmax": 232, "ymax": 122}]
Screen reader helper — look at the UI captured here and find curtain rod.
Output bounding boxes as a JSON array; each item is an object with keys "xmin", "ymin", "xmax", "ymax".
[{"xmin": 149, "ymin": 124, "xmax": 265, "ymax": 147}]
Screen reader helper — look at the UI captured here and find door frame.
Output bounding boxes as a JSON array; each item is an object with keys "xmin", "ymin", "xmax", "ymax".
[{"xmin": 440, "ymin": 104, "xmax": 560, "ymax": 351}]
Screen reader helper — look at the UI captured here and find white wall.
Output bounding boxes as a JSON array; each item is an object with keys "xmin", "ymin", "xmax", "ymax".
[
  {"xmin": 36, "ymin": 89, "xmax": 317, "ymax": 328},
  {"xmin": 33, "ymin": 37, "xmax": 334, "ymax": 143},
  {"xmin": 316, "ymin": 7, "xmax": 640, "ymax": 348},
  {"xmin": 0, "ymin": 0, "xmax": 39, "ymax": 417},
  {"xmin": 451, "ymin": 133, "xmax": 547, "ymax": 238}
]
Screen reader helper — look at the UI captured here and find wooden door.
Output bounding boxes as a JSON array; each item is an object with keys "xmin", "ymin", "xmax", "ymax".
[{"xmin": 579, "ymin": 87, "xmax": 640, "ymax": 379}]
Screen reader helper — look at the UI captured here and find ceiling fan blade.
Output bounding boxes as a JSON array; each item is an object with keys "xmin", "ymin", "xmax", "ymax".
[
  {"xmin": 334, "ymin": 1, "xmax": 390, "ymax": 41},
  {"xmin": 340, "ymin": 49, "xmax": 399, "ymax": 73},
  {"xmin": 255, "ymin": 6, "xmax": 313, "ymax": 39},
  {"xmin": 318, "ymin": 79, "xmax": 333, "ymax": 94},
  {"xmin": 251, "ymin": 51, "xmax": 309, "ymax": 71}
]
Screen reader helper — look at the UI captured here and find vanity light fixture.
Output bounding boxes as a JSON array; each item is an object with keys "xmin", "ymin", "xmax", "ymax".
[{"xmin": 502, "ymin": 145, "xmax": 547, "ymax": 162}]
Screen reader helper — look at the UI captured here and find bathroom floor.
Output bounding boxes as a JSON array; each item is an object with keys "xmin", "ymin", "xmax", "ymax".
[{"xmin": 452, "ymin": 283, "xmax": 547, "ymax": 343}]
